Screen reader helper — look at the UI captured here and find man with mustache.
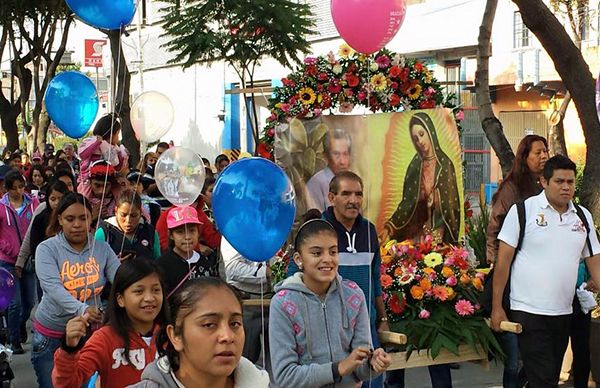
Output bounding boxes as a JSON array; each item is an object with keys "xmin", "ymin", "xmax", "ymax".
[{"xmin": 288, "ymin": 170, "xmax": 387, "ymax": 388}]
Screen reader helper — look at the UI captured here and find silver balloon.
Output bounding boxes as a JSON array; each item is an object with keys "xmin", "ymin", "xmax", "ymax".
[{"xmin": 155, "ymin": 147, "xmax": 205, "ymax": 207}]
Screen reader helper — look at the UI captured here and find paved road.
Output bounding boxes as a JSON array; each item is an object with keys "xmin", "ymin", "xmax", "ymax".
[{"xmin": 6, "ymin": 339, "xmax": 589, "ymax": 387}]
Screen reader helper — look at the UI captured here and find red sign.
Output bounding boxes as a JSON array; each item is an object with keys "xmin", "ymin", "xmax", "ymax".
[{"xmin": 84, "ymin": 39, "xmax": 107, "ymax": 67}]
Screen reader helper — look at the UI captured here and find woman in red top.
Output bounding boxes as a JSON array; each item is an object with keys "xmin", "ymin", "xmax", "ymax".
[{"xmin": 52, "ymin": 258, "xmax": 168, "ymax": 388}]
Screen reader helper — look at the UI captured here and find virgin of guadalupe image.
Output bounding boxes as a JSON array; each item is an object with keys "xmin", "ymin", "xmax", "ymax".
[{"xmin": 380, "ymin": 112, "xmax": 461, "ymax": 244}]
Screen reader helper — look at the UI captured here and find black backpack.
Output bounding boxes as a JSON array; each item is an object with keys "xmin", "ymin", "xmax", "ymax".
[{"xmin": 481, "ymin": 201, "xmax": 592, "ymax": 316}]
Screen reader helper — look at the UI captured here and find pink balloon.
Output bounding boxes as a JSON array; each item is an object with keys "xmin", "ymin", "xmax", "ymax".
[{"xmin": 331, "ymin": 0, "xmax": 406, "ymax": 55}]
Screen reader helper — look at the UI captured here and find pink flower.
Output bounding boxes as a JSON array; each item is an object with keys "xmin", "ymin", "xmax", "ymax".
[
  {"xmin": 455, "ymin": 110, "xmax": 465, "ymax": 121},
  {"xmin": 268, "ymin": 128, "xmax": 275, "ymax": 137},
  {"xmin": 280, "ymin": 103, "xmax": 291, "ymax": 113},
  {"xmin": 446, "ymin": 276, "xmax": 457, "ymax": 286},
  {"xmin": 376, "ymin": 55, "xmax": 390, "ymax": 68},
  {"xmin": 357, "ymin": 91, "xmax": 367, "ymax": 101},
  {"xmin": 455, "ymin": 299, "xmax": 475, "ymax": 316},
  {"xmin": 267, "ymin": 114, "xmax": 277, "ymax": 121},
  {"xmin": 418, "ymin": 309, "xmax": 431, "ymax": 319},
  {"xmin": 326, "ymin": 51, "xmax": 337, "ymax": 64},
  {"xmin": 313, "ymin": 108, "xmax": 322, "ymax": 116},
  {"xmin": 424, "ymin": 87, "xmax": 436, "ymax": 98},
  {"xmin": 476, "ymin": 272, "xmax": 485, "ymax": 281},
  {"xmin": 304, "ymin": 57, "xmax": 317, "ymax": 65}
]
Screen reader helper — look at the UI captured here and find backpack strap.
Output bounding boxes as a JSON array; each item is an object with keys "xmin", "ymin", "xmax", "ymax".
[
  {"xmin": 515, "ymin": 201, "xmax": 526, "ymax": 253},
  {"xmin": 573, "ymin": 203, "xmax": 593, "ymax": 256}
]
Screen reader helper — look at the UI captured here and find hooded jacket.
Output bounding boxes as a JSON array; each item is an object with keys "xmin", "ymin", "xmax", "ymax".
[
  {"xmin": 34, "ymin": 233, "xmax": 120, "ymax": 333},
  {"xmin": 53, "ymin": 325, "xmax": 160, "ymax": 388},
  {"xmin": 287, "ymin": 207, "xmax": 383, "ymax": 321},
  {"xmin": 128, "ymin": 355, "xmax": 269, "ymax": 388},
  {"xmin": 96, "ymin": 216, "xmax": 161, "ymax": 259},
  {"xmin": 0, "ymin": 192, "xmax": 39, "ymax": 264},
  {"xmin": 269, "ymin": 273, "xmax": 378, "ymax": 387}
]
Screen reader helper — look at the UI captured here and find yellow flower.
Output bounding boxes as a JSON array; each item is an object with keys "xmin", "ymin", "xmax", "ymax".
[
  {"xmin": 339, "ymin": 43, "xmax": 354, "ymax": 58},
  {"xmin": 445, "ymin": 286, "xmax": 455, "ymax": 300},
  {"xmin": 299, "ymin": 87, "xmax": 316, "ymax": 105},
  {"xmin": 370, "ymin": 73, "xmax": 387, "ymax": 91},
  {"xmin": 381, "ymin": 255, "xmax": 393, "ymax": 265},
  {"xmin": 424, "ymin": 71, "xmax": 433, "ymax": 83},
  {"xmin": 384, "ymin": 240, "xmax": 398, "ymax": 251},
  {"xmin": 423, "ymin": 252, "xmax": 443, "ymax": 267},
  {"xmin": 408, "ymin": 83, "xmax": 422, "ymax": 100}
]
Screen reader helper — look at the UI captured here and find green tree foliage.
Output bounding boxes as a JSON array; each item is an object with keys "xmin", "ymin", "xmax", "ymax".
[{"xmin": 160, "ymin": 0, "xmax": 315, "ymax": 151}]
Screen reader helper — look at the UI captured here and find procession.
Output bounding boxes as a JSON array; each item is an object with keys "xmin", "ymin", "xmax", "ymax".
[{"xmin": 0, "ymin": 0, "xmax": 599, "ymax": 387}]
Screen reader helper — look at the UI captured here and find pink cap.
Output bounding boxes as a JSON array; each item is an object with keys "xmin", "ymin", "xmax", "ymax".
[
  {"xmin": 32, "ymin": 151, "xmax": 42, "ymax": 161},
  {"xmin": 167, "ymin": 206, "xmax": 202, "ymax": 229}
]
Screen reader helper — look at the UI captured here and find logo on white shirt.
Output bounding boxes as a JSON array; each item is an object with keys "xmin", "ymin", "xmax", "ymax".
[{"xmin": 535, "ymin": 213, "xmax": 548, "ymax": 227}]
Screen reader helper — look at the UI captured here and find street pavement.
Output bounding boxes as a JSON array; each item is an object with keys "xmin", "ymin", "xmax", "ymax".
[{"xmin": 6, "ymin": 337, "xmax": 589, "ymax": 387}]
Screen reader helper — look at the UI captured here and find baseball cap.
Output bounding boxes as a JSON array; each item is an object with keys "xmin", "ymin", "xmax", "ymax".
[{"xmin": 166, "ymin": 206, "xmax": 203, "ymax": 229}]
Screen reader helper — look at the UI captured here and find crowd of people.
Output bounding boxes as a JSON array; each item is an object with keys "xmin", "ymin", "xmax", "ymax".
[{"xmin": 0, "ymin": 112, "xmax": 598, "ymax": 388}]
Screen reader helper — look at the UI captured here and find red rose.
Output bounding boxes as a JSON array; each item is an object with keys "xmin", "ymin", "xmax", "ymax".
[
  {"xmin": 389, "ymin": 293, "xmax": 406, "ymax": 314},
  {"xmin": 305, "ymin": 65, "xmax": 317, "ymax": 76},
  {"xmin": 390, "ymin": 94, "xmax": 401, "ymax": 106},
  {"xmin": 318, "ymin": 72, "xmax": 329, "ymax": 81},
  {"xmin": 414, "ymin": 62, "xmax": 424, "ymax": 72},
  {"xmin": 389, "ymin": 65, "xmax": 401, "ymax": 78},
  {"xmin": 390, "ymin": 81, "xmax": 399, "ymax": 90},
  {"xmin": 328, "ymin": 81, "xmax": 342, "ymax": 94},
  {"xmin": 399, "ymin": 68, "xmax": 409, "ymax": 82},
  {"xmin": 419, "ymin": 99, "xmax": 436, "ymax": 109},
  {"xmin": 345, "ymin": 73, "xmax": 360, "ymax": 87}
]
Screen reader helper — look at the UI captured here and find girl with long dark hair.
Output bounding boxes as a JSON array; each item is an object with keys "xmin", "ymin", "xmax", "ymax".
[
  {"xmin": 31, "ymin": 193, "xmax": 120, "ymax": 388},
  {"xmin": 52, "ymin": 258, "xmax": 168, "ymax": 388}
]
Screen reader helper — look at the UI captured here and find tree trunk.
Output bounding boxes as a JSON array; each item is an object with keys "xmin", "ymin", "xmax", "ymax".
[
  {"xmin": 477, "ymin": 0, "xmax": 515, "ymax": 178},
  {"xmin": 513, "ymin": 0, "xmax": 600, "ymax": 216},
  {"xmin": 36, "ymin": 109, "xmax": 50, "ymax": 152},
  {"xmin": 108, "ymin": 30, "xmax": 140, "ymax": 168},
  {"xmin": 0, "ymin": 68, "xmax": 32, "ymax": 152},
  {"xmin": 547, "ymin": 92, "xmax": 570, "ymax": 157}
]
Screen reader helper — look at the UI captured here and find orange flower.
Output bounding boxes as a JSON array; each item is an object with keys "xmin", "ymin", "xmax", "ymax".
[
  {"xmin": 460, "ymin": 274, "xmax": 471, "ymax": 285},
  {"xmin": 394, "ymin": 267, "xmax": 404, "ymax": 277},
  {"xmin": 410, "ymin": 285, "xmax": 424, "ymax": 300},
  {"xmin": 445, "ymin": 286, "xmax": 455, "ymax": 300},
  {"xmin": 423, "ymin": 267, "xmax": 435, "ymax": 276},
  {"xmin": 419, "ymin": 278, "xmax": 432, "ymax": 291},
  {"xmin": 381, "ymin": 274, "xmax": 393, "ymax": 288},
  {"xmin": 472, "ymin": 277, "xmax": 484, "ymax": 291},
  {"xmin": 441, "ymin": 266, "xmax": 454, "ymax": 278},
  {"xmin": 382, "ymin": 255, "xmax": 393, "ymax": 265}
]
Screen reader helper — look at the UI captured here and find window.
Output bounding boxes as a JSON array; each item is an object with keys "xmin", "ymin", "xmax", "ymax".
[
  {"xmin": 513, "ymin": 12, "xmax": 531, "ymax": 48},
  {"xmin": 445, "ymin": 61, "xmax": 460, "ymax": 97}
]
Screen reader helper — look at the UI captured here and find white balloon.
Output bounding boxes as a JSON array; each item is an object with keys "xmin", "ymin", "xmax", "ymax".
[
  {"xmin": 155, "ymin": 147, "xmax": 205, "ymax": 207},
  {"xmin": 130, "ymin": 91, "xmax": 174, "ymax": 143}
]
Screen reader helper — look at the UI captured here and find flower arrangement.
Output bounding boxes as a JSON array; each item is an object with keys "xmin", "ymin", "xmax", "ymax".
[
  {"xmin": 270, "ymin": 244, "xmax": 294, "ymax": 288},
  {"xmin": 381, "ymin": 236, "xmax": 502, "ymax": 359},
  {"xmin": 260, "ymin": 44, "xmax": 463, "ymax": 155}
]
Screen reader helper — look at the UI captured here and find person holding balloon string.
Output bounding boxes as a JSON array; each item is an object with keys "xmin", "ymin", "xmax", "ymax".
[
  {"xmin": 95, "ymin": 189, "xmax": 161, "ymax": 261},
  {"xmin": 77, "ymin": 113, "xmax": 129, "ymax": 198},
  {"xmin": 31, "ymin": 193, "xmax": 120, "ymax": 388},
  {"xmin": 85, "ymin": 161, "xmax": 122, "ymax": 225},
  {"xmin": 52, "ymin": 258, "xmax": 167, "ymax": 388},
  {"xmin": 156, "ymin": 206, "xmax": 219, "ymax": 298},
  {"xmin": 269, "ymin": 214, "xmax": 392, "ymax": 387},
  {"xmin": 126, "ymin": 171, "xmax": 162, "ymax": 226}
]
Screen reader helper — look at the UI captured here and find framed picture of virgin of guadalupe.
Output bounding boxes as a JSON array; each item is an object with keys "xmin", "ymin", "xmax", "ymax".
[{"xmin": 274, "ymin": 108, "xmax": 464, "ymax": 244}]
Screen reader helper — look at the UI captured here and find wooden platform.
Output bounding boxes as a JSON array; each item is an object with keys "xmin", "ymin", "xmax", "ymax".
[{"xmin": 387, "ymin": 344, "xmax": 486, "ymax": 370}]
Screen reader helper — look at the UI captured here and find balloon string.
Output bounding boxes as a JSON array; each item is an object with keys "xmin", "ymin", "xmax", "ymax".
[
  {"xmin": 364, "ymin": 54, "xmax": 373, "ymax": 386},
  {"xmin": 260, "ymin": 277, "xmax": 266, "ymax": 371},
  {"xmin": 85, "ymin": 26, "xmax": 124, "ymax": 313}
]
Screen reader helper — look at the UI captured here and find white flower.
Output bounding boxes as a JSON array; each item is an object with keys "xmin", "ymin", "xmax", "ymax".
[
  {"xmin": 333, "ymin": 64, "xmax": 343, "ymax": 74},
  {"xmin": 369, "ymin": 62, "xmax": 379, "ymax": 72}
]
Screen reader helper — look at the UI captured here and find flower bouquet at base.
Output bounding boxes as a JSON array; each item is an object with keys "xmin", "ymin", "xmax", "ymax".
[{"xmin": 381, "ymin": 236, "xmax": 503, "ymax": 360}]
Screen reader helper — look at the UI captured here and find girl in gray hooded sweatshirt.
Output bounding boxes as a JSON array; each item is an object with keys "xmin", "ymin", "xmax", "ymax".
[
  {"xmin": 31, "ymin": 193, "xmax": 120, "ymax": 388},
  {"xmin": 269, "ymin": 218, "xmax": 391, "ymax": 388}
]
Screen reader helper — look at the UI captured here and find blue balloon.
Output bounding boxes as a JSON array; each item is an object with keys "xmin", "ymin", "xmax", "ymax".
[
  {"xmin": 213, "ymin": 158, "xmax": 296, "ymax": 262},
  {"xmin": 45, "ymin": 71, "xmax": 99, "ymax": 139},
  {"xmin": 66, "ymin": 0, "xmax": 136, "ymax": 30}
]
